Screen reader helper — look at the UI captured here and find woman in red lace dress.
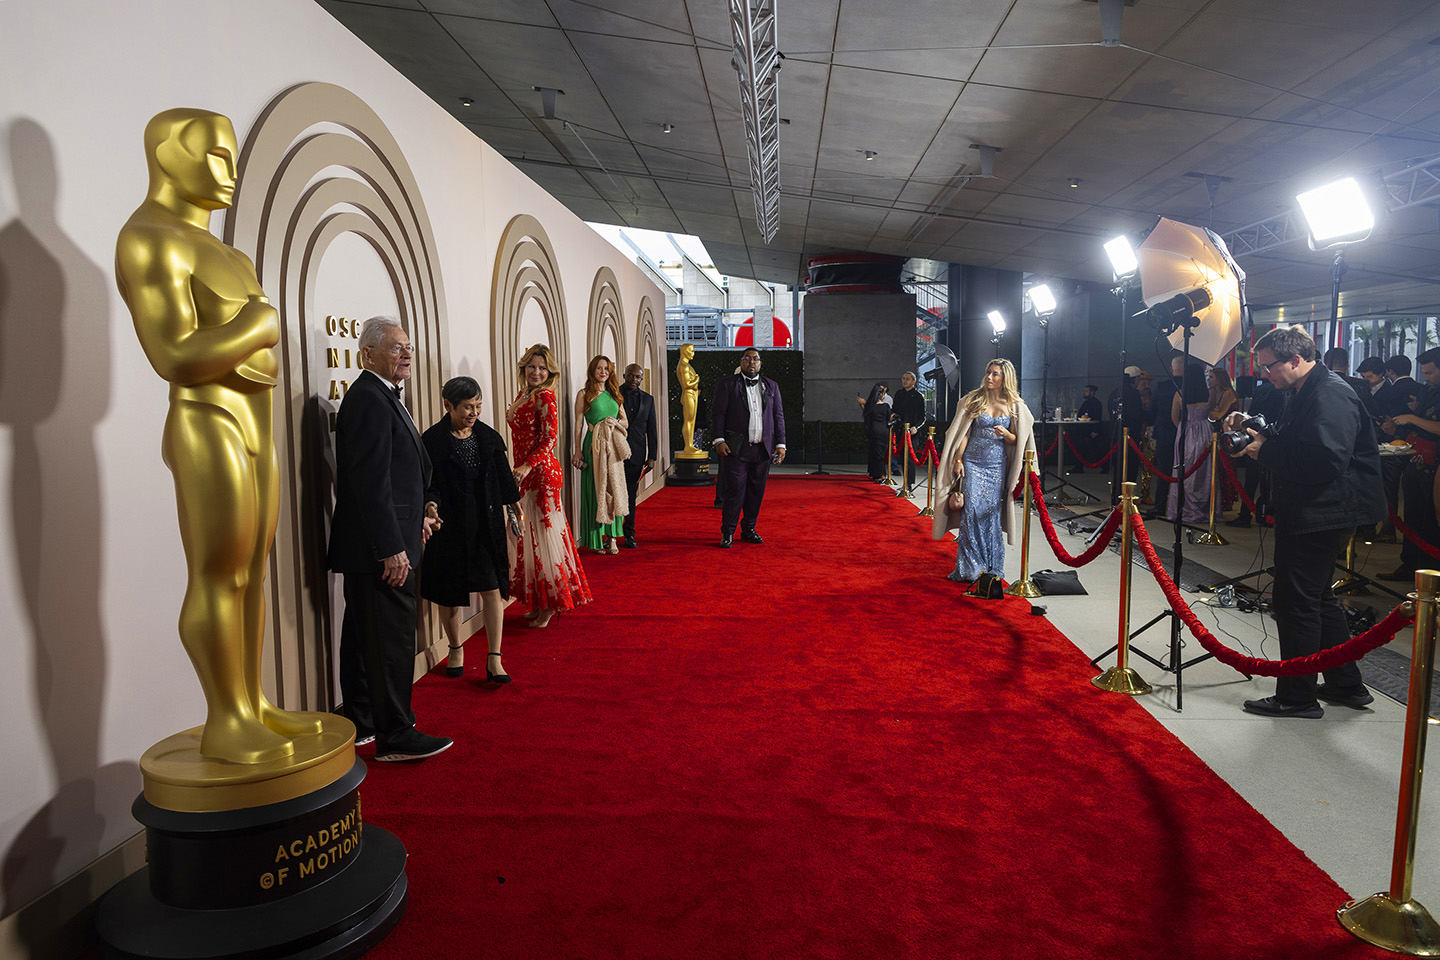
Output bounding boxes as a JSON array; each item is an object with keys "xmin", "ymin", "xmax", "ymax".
[{"xmin": 506, "ymin": 344, "xmax": 591, "ymax": 627}]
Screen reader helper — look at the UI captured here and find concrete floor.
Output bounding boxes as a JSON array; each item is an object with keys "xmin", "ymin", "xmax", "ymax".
[{"xmin": 781, "ymin": 461, "xmax": 1440, "ymax": 910}]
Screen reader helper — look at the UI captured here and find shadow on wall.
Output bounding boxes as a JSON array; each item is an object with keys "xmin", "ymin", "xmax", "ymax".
[{"xmin": 0, "ymin": 118, "xmax": 141, "ymax": 932}]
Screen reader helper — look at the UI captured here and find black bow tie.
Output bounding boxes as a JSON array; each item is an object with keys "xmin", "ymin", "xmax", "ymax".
[{"xmin": 743, "ymin": 377, "xmax": 761, "ymax": 388}]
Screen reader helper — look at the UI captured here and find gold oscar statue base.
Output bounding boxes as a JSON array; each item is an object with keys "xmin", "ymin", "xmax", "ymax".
[
  {"xmin": 142, "ymin": 713, "xmax": 357, "ymax": 813},
  {"xmin": 1191, "ymin": 530, "xmax": 1228, "ymax": 545},
  {"xmin": 1091, "ymin": 667, "xmax": 1154, "ymax": 696},
  {"xmin": 675, "ymin": 448, "xmax": 709, "ymax": 460},
  {"xmin": 1005, "ymin": 578, "xmax": 1043, "ymax": 598},
  {"xmin": 1339, "ymin": 894, "xmax": 1440, "ymax": 955}
]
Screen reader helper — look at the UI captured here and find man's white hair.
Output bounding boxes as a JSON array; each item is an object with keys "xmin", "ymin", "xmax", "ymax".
[{"xmin": 358, "ymin": 316, "xmax": 404, "ymax": 367}]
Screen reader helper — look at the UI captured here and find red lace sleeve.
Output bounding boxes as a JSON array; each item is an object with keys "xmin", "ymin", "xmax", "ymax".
[{"xmin": 517, "ymin": 389, "xmax": 558, "ymax": 467}]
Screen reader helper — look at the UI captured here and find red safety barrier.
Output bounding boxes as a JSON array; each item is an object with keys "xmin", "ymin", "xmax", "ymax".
[
  {"xmin": 1215, "ymin": 450, "xmax": 1260, "ymax": 516},
  {"xmin": 1043, "ymin": 432, "xmax": 1059, "ymax": 458},
  {"xmin": 1125, "ymin": 436, "xmax": 1210, "ymax": 483},
  {"xmin": 923, "ymin": 437, "xmax": 940, "ymax": 468},
  {"xmin": 1128, "ymin": 513, "xmax": 1413, "ymax": 676},
  {"xmin": 1028, "ymin": 472, "xmax": 1123, "ymax": 566},
  {"xmin": 1389, "ymin": 509, "xmax": 1440, "ymax": 561},
  {"xmin": 1063, "ymin": 433, "xmax": 1117, "ymax": 468}
]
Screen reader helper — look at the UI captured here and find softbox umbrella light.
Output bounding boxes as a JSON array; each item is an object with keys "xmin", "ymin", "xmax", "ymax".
[{"xmin": 1137, "ymin": 217, "xmax": 1246, "ymax": 364}]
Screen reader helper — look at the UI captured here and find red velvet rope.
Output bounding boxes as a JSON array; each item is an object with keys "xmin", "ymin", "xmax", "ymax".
[
  {"xmin": 1389, "ymin": 509, "xmax": 1440, "ymax": 560},
  {"xmin": 1043, "ymin": 431, "xmax": 1058, "ymax": 457},
  {"xmin": 1215, "ymin": 450, "xmax": 1259, "ymax": 515},
  {"xmin": 1125, "ymin": 436, "xmax": 1211, "ymax": 483},
  {"xmin": 1028, "ymin": 472, "xmax": 1124, "ymax": 566},
  {"xmin": 923, "ymin": 437, "xmax": 940, "ymax": 468},
  {"xmin": 1063, "ymin": 434, "xmax": 1117, "ymax": 468},
  {"xmin": 1127, "ymin": 513, "xmax": 1413, "ymax": 676}
]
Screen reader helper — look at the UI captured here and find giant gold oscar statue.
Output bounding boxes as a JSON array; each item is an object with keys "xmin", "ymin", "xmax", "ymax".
[
  {"xmin": 115, "ymin": 109, "xmax": 351, "ymax": 810},
  {"xmin": 676, "ymin": 343, "xmax": 705, "ymax": 459}
]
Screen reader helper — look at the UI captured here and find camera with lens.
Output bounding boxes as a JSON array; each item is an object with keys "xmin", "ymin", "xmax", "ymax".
[{"xmin": 1220, "ymin": 414, "xmax": 1274, "ymax": 456}]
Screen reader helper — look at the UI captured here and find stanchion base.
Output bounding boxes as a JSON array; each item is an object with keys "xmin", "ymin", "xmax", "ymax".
[
  {"xmin": 1005, "ymin": 579, "xmax": 1043, "ymax": 598},
  {"xmin": 1191, "ymin": 530, "xmax": 1228, "ymax": 545},
  {"xmin": 1091, "ymin": 667, "xmax": 1153, "ymax": 696},
  {"xmin": 1339, "ymin": 893, "xmax": 1440, "ymax": 955},
  {"xmin": 918, "ymin": 507, "xmax": 934, "ymax": 517}
]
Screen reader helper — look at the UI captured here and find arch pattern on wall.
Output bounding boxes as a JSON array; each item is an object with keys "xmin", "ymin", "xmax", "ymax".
[
  {"xmin": 490, "ymin": 213, "xmax": 573, "ymax": 521},
  {"xmin": 224, "ymin": 81, "xmax": 447, "ymax": 711},
  {"xmin": 586, "ymin": 266, "xmax": 625, "ymax": 372},
  {"xmin": 490, "ymin": 214, "xmax": 567, "ymax": 411},
  {"xmin": 634, "ymin": 295, "xmax": 670, "ymax": 470}
]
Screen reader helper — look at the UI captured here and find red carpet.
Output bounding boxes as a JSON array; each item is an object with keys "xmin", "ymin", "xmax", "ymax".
[{"xmin": 359, "ymin": 477, "xmax": 1381, "ymax": 959}]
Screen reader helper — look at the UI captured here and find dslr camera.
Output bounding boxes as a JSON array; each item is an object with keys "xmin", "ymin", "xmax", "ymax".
[{"xmin": 1220, "ymin": 414, "xmax": 1275, "ymax": 456}]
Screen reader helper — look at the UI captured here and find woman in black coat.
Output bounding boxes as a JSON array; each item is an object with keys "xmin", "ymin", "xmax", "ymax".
[
  {"xmin": 858, "ymin": 382, "xmax": 891, "ymax": 480},
  {"xmin": 421, "ymin": 377, "xmax": 523, "ymax": 681}
]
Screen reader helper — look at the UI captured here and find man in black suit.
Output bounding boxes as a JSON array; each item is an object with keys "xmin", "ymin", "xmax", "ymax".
[
  {"xmin": 889, "ymin": 371, "xmax": 926, "ymax": 494},
  {"xmin": 619, "ymin": 363, "xmax": 658, "ymax": 548},
  {"xmin": 327, "ymin": 316, "xmax": 452, "ymax": 762},
  {"xmin": 711, "ymin": 348, "xmax": 786, "ymax": 547}
]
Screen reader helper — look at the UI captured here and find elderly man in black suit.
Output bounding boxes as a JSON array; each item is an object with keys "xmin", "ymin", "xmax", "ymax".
[
  {"xmin": 328, "ymin": 316, "xmax": 453, "ymax": 762},
  {"xmin": 711, "ymin": 348, "xmax": 786, "ymax": 547},
  {"xmin": 619, "ymin": 363, "xmax": 658, "ymax": 549}
]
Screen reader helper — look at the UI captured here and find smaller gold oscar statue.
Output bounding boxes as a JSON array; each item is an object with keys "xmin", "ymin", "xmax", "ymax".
[{"xmin": 676, "ymin": 343, "xmax": 706, "ymax": 459}]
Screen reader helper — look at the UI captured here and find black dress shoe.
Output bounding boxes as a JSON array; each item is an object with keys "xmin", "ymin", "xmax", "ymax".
[
  {"xmin": 374, "ymin": 730, "xmax": 454, "ymax": 761},
  {"xmin": 1377, "ymin": 567, "xmax": 1418, "ymax": 582},
  {"xmin": 622, "ymin": 535, "xmax": 637, "ymax": 548},
  {"xmin": 1242, "ymin": 696, "xmax": 1323, "ymax": 719},
  {"xmin": 719, "ymin": 533, "xmax": 733, "ymax": 548},
  {"xmin": 740, "ymin": 529, "xmax": 764, "ymax": 544},
  {"xmin": 1315, "ymin": 684, "xmax": 1374, "ymax": 709}
]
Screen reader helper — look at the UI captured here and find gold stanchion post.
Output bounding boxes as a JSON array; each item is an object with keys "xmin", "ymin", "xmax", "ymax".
[
  {"xmin": 919, "ymin": 426, "xmax": 936, "ymax": 518},
  {"xmin": 1092, "ymin": 481, "xmax": 1153, "ymax": 696},
  {"xmin": 896, "ymin": 423, "xmax": 912, "ymax": 497},
  {"xmin": 1338, "ymin": 570, "xmax": 1440, "ymax": 955},
  {"xmin": 1192, "ymin": 431, "xmax": 1228, "ymax": 545},
  {"xmin": 1006, "ymin": 450, "xmax": 1042, "ymax": 598}
]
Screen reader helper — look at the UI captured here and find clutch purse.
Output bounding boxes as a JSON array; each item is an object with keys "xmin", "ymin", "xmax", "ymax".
[
  {"xmin": 970, "ymin": 572, "xmax": 1004, "ymax": 600},
  {"xmin": 947, "ymin": 475, "xmax": 964, "ymax": 512}
]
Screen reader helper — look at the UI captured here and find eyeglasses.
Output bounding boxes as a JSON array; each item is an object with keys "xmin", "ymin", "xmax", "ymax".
[{"xmin": 387, "ymin": 342, "xmax": 414, "ymax": 356}]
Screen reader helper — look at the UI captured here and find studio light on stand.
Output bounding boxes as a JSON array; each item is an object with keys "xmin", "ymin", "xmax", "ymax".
[
  {"xmin": 1296, "ymin": 176, "xmax": 1375, "ymax": 352},
  {"xmin": 1105, "ymin": 234, "xmax": 1140, "ymax": 507},
  {"xmin": 1027, "ymin": 282, "xmax": 1083, "ymax": 505},
  {"xmin": 1089, "ymin": 217, "xmax": 1247, "ymax": 711},
  {"xmin": 987, "ymin": 309, "xmax": 1007, "ymax": 344}
]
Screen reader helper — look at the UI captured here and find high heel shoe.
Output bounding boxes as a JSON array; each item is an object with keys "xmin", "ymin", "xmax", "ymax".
[
  {"xmin": 486, "ymin": 652, "xmax": 511, "ymax": 684},
  {"xmin": 445, "ymin": 644, "xmax": 464, "ymax": 678},
  {"xmin": 528, "ymin": 609, "xmax": 555, "ymax": 629},
  {"xmin": 607, "ymin": 537, "xmax": 619, "ymax": 555}
]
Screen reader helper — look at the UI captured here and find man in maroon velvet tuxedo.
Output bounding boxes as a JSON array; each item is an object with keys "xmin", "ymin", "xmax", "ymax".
[{"xmin": 711, "ymin": 348, "xmax": 786, "ymax": 547}]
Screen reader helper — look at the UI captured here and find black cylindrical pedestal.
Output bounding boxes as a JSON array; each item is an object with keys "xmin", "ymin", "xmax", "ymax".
[
  {"xmin": 669, "ymin": 456, "xmax": 715, "ymax": 486},
  {"xmin": 95, "ymin": 758, "xmax": 407, "ymax": 960}
]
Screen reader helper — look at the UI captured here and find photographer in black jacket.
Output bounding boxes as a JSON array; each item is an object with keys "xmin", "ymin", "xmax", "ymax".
[{"xmin": 1226, "ymin": 325, "xmax": 1385, "ymax": 718}]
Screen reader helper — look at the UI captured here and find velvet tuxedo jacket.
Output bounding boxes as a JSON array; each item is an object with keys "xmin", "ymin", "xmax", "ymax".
[{"xmin": 711, "ymin": 373, "xmax": 786, "ymax": 455}]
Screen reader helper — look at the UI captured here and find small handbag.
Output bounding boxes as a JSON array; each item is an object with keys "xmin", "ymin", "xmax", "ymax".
[
  {"xmin": 947, "ymin": 475, "xmax": 965, "ymax": 512},
  {"xmin": 970, "ymin": 572, "xmax": 1004, "ymax": 600}
]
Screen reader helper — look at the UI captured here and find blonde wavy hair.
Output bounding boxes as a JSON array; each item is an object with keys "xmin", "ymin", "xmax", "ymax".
[
  {"xmin": 580, "ymin": 354, "xmax": 623, "ymax": 413},
  {"xmin": 961, "ymin": 358, "xmax": 1022, "ymax": 419},
  {"xmin": 516, "ymin": 343, "xmax": 561, "ymax": 395}
]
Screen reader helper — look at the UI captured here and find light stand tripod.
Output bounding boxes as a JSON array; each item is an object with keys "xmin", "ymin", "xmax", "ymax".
[{"xmin": 1090, "ymin": 306, "xmax": 1234, "ymax": 710}]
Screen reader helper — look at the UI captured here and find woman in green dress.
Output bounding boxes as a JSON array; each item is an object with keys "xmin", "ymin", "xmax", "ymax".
[{"xmin": 571, "ymin": 355, "xmax": 629, "ymax": 553}]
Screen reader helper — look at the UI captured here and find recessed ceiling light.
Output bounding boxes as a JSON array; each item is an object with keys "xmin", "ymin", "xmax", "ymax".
[
  {"xmin": 460, "ymin": 97, "xmax": 474, "ymax": 107},
  {"xmin": 1068, "ymin": 178, "xmax": 1081, "ymax": 188},
  {"xmin": 662, "ymin": 122, "xmax": 674, "ymax": 134},
  {"xmin": 862, "ymin": 150, "xmax": 877, "ymax": 161}
]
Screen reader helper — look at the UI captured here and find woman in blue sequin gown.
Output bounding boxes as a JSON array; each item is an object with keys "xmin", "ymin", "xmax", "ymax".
[{"xmin": 931, "ymin": 358, "xmax": 1037, "ymax": 582}]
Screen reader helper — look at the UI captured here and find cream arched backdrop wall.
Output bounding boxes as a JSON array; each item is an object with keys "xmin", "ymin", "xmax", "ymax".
[
  {"xmin": 224, "ymin": 82, "xmax": 447, "ymax": 712},
  {"xmin": 587, "ymin": 267, "xmax": 626, "ymax": 371},
  {"xmin": 0, "ymin": 1, "xmax": 667, "ymax": 944}
]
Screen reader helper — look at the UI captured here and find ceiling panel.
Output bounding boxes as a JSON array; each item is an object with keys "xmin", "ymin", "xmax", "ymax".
[{"xmin": 321, "ymin": 0, "xmax": 1440, "ymax": 305}]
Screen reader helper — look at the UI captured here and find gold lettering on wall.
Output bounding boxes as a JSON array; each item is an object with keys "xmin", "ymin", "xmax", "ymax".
[
  {"xmin": 327, "ymin": 348, "xmax": 339, "ymax": 368},
  {"xmin": 324, "ymin": 316, "xmax": 362, "ymax": 431}
]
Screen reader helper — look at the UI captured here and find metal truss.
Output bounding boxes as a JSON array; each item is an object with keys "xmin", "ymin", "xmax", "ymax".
[
  {"xmin": 729, "ymin": 0, "xmax": 781, "ymax": 243},
  {"xmin": 1221, "ymin": 154, "xmax": 1440, "ymax": 258}
]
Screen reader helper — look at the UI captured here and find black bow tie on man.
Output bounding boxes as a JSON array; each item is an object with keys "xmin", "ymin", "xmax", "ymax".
[{"xmin": 743, "ymin": 376, "xmax": 761, "ymax": 388}]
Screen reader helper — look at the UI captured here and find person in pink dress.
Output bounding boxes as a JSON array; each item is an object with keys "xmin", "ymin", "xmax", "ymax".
[{"xmin": 506, "ymin": 344, "xmax": 592, "ymax": 627}]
